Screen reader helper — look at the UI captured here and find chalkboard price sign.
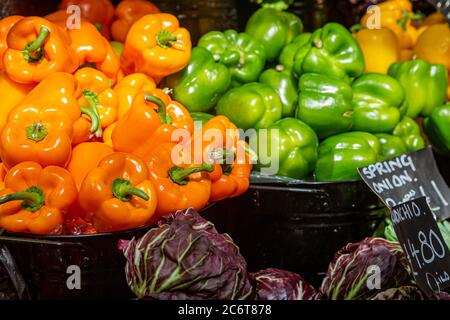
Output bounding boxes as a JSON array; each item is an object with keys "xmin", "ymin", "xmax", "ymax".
[
  {"xmin": 358, "ymin": 147, "xmax": 450, "ymax": 221},
  {"xmin": 392, "ymin": 197, "xmax": 450, "ymax": 297}
]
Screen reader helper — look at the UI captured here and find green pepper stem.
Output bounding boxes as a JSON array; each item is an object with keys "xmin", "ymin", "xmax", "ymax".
[
  {"xmin": 350, "ymin": 24, "xmax": 365, "ymax": 33},
  {"xmin": 81, "ymin": 89, "xmax": 103, "ymax": 138},
  {"xmin": 156, "ymin": 29, "xmax": 177, "ymax": 49},
  {"xmin": 398, "ymin": 10, "xmax": 410, "ymax": 32},
  {"xmin": 23, "ymin": 26, "xmax": 50, "ymax": 63},
  {"xmin": 0, "ymin": 186, "xmax": 45, "ymax": 212},
  {"xmin": 26, "ymin": 122, "xmax": 48, "ymax": 142},
  {"xmin": 95, "ymin": 23, "xmax": 103, "ymax": 33},
  {"xmin": 112, "ymin": 178, "xmax": 149, "ymax": 202},
  {"xmin": 144, "ymin": 94, "xmax": 172, "ymax": 124},
  {"xmin": 169, "ymin": 162, "xmax": 214, "ymax": 185},
  {"xmin": 238, "ymin": 141, "xmax": 258, "ymax": 162}
]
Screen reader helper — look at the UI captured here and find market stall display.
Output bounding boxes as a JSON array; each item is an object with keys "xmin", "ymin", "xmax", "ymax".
[{"xmin": 0, "ymin": 0, "xmax": 449, "ymax": 301}]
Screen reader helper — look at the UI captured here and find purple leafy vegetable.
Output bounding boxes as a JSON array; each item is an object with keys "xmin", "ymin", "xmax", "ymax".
[
  {"xmin": 252, "ymin": 268, "xmax": 319, "ymax": 300},
  {"xmin": 118, "ymin": 208, "xmax": 255, "ymax": 300},
  {"xmin": 320, "ymin": 237, "xmax": 414, "ymax": 300},
  {"xmin": 371, "ymin": 286, "xmax": 425, "ymax": 300}
]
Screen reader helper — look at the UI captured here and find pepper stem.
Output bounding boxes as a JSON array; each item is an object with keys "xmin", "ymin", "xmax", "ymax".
[
  {"xmin": 112, "ymin": 178, "xmax": 149, "ymax": 202},
  {"xmin": 169, "ymin": 162, "xmax": 214, "ymax": 185},
  {"xmin": 22, "ymin": 26, "xmax": 50, "ymax": 63},
  {"xmin": 144, "ymin": 94, "xmax": 172, "ymax": 124},
  {"xmin": 0, "ymin": 186, "xmax": 45, "ymax": 212},
  {"xmin": 350, "ymin": 24, "xmax": 365, "ymax": 33},
  {"xmin": 81, "ymin": 89, "xmax": 103, "ymax": 138},
  {"xmin": 26, "ymin": 122, "xmax": 48, "ymax": 142},
  {"xmin": 398, "ymin": 10, "xmax": 410, "ymax": 32},
  {"xmin": 156, "ymin": 29, "xmax": 177, "ymax": 49}
]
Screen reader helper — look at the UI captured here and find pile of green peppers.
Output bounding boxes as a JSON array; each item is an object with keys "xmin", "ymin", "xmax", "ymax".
[{"xmin": 164, "ymin": 3, "xmax": 449, "ymax": 183}]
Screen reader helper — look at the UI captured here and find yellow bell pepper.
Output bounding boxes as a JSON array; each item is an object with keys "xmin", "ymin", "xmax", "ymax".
[{"xmin": 414, "ymin": 24, "xmax": 450, "ymax": 70}]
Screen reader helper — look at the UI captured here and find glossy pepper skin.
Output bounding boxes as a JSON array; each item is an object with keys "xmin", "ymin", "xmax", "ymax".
[
  {"xmin": 0, "ymin": 162, "xmax": 78, "ymax": 235},
  {"xmin": 0, "ymin": 71, "xmax": 34, "ymax": 131},
  {"xmin": 294, "ymin": 23, "xmax": 365, "ymax": 83},
  {"xmin": 1, "ymin": 101, "xmax": 74, "ymax": 170},
  {"xmin": 296, "ymin": 73, "xmax": 353, "ymax": 139},
  {"xmin": 18, "ymin": 72, "xmax": 81, "ymax": 123},
  {"xmin": 216, "ymin": 82, "xmax": 283, "ymax": 130},
  {"xmin": 259, "ymin": 67, "xmax": 298, "ymax": 117},
  {"xmin": 67, "ymin": 21, "xmax": 120, "ymax": 83},
  {"xmin": 190, "ymin": 112, "xmax": 214, "ymax": 129},
  {"xmin": 388, "ymin": 59, "xmax": 448, "ymax": 118},
  {"xmin": 257, "ymin": 117, "xmax": 318, "ymax": 180},
  {"xmin": 112, "ymin": 90, "xmax": 194, "ymax": 158},
  {"xmin": 414, "ymin": 24, "xmax": 450, "ymax": 71},
  {"xmin": 72, "ymin": 68, "xmax": 119, "ymax": 145},
  {"xmin": 78, "ymin": 153, "xmax": 157, "ymax": 232},
  {"xmin": 0, "ymin": 16, "xmax": 23, "ymax": 70},
  {"xmin": 58, "ymin": 0, "xmax": 115, "ymax": 39},
  {"xmin": 375, "ymin": 133, "xmax": 408, "ymax": 161},
  {"xmin": 278, "ymin": 33, "xmax": 312, "ymax": 77},
  {"xmin": 315, "ymin": 132, "xmax": 381, "ymax": 182},
  {"xmin": 121, "ymin": 13, "xmax": 191, "ymax": 79},
  {"xmin": 114, "ymin": 73, "xmax": 156, "ymax": 118},
  {"xmin": 423, "ymin": 104, "xmax": 450, "ymax": 153},
  {"xmin": 111, "ymin": 0, "xmax": 160, "ymax": 43},
  {"xmin": 352, "ymin": 73, "xmax": 407, "ymax": 133},
  {"xmin": 360, "ymin": 0, "xmax": 419, "ymax": 50},
  {"xmin": 67, "ymin": 142, "xmax": 114, "ymax": 189},
  {"xmin": 3, "ymin": 17, "xmax": 79, "ymax": 84},
  {"xmin": 392, "ymin": 116, "xmax": 425, "ymax": 152},
  {"xmin": 164, "ymin": 47, "xmax": 232, "ymax": 113},
  {"xmin": 352, "ymin": 26, "xmax": 400, "ymax": 74},
  {"xmin": 145, "ymin": 142, "xmax": 213, "ymax": 219},
  {"xmin": 245, "ymin": 8, "xmax": 303, "ymax": 62},
  {"xmin": 198, "ymin": 29, "xmax": 266, "ymax": 87}
]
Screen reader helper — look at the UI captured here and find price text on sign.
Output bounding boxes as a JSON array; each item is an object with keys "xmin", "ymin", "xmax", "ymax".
[
  {"xmin": 392, "ymin": 197, "xmax": 450, "ymax": 297},
  {"xmin": 358, "ymin": 147, "xmax": 450, "ymax": 221}
]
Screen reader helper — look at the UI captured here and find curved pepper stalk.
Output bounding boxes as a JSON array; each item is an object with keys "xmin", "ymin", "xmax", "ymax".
[
  {"xmin": 0, "ymin": 185, "xmax": 45, "ymax": 212},
  {"xmin": 81, "ymin": 89, "xmax": 103, "ymax": 138},
  {"xmin": 112, "ymin": 178, "xmax": 149, "ymax": 202},
  {"xmin": 169, "ymin": 162, "xmax": 214, "ymax": 186},
  {"xmin": 22, "ymin": 26, "xmax": 50, "ymax": 63}
]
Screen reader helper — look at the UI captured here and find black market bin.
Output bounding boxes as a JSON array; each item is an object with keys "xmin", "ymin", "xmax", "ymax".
[
  {"xmin": 0, "ymin": 226, "xmax": 151, "ymax": 300},
  {"xmin": 203, "ymin": 174, "xmax": 387, "ymax": 288}
]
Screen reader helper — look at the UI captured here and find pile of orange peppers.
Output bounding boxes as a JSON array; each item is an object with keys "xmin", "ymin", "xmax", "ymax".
[{"xmin": 0, "ymin": 0, "xmax": 252, "ymax": 235}]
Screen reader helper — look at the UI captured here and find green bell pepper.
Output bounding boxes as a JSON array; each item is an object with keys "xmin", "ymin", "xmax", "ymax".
[
  {"xmin": 315, "ymin": 132, "xmax": 381, "ymax": 182},
  {"xmin": 296, "ymin": 73, "xmax": 353, "ymax": 139},
  {"xmin": 245, "ymin": 8, "xmax": 303, "ymax": 62},
  {"xmin": 286, "ymin": 23, "xmax": 365, "ymax": 83},
  {"xmin": 164, "ymin": 47, "xmax": 231, "ymax": 112},
  {"xmin": 352, "ymin": 73, "xmax": 407, "ymax": 133},
  {"xmin": 278, "ymin": 33, "xmax": 312, "ymax": 76},
  {"xmin": 259, "ymin": 67, "xmax": 298, "ymax": 117},
  {"xmin": 375, "ymin": 134, "xmax": 408, "ymax": 161},
  {"xmin": 423, "ymin": 103, "xmax": 450, "ymax": 153},
  {"xmin": 198, "ymin": 30, "xmax": 266, "ymax": 87},
  {"xmin": 388, "ymin": 59, "xmax": 448, "ymax": 118},
  {"xmin": 216, "ymin": 82, "xmax": 283, "ymax": 130},
  {"xmin": 392, "ymin": 116, "xmax": 425, "ymax": 152},
  {"xmin": 190, "ymin": 112, "xmax": 214, "ymax": 130},
  {"xmin": 256, "ymin": 117, "xmax": 318, "ymax": 179},
  {"xmin": 250, "ymin": 0, "xmax": 294, "ymax": 11}
]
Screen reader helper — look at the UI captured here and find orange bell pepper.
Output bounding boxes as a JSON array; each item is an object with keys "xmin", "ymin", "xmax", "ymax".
[
  {"xmin": 112, "ymin": 89, "xmax": 194, "ymax": 158},
  {"xmin": 78, "ymin": 152, "xmax": 157, "ymax": 232},
  {"xmin": 421, "ymin": 12, "xmax": 446, "ymax": 27},
  {"xmin": 67, "ymin": 21, "xmax": 120, "ymax": 83},
  {"xmin": 111, "ymin": 0, "xmax": 160, "ymax": 43},
  {"xmin": 120, "ymin": 13, "xmax": 191, "ymax": 78},
  {"xmin": 103, "ymin": 121, "xmax": 116, "ymax": 147},
  {"xmin": 0, "ymin": 71, "xmax": 35, "ymax": 131},
  {"xmin": 58, "ymin": 0, "xmax": 115, "ymax": 39},
  {"xmin": 114, "ymin": 73, "xmax": 156, "ymax": 118},
  {"xmin": 414, "ymin": 24, "xmax": 450, "ymax": 71},
  {"xmin": 146, "ymin": 142, "xmax": 213, "ymax": 219},
  {"xmin": 0, "ymin": 15, "xmax": 23, "ymax": 70},
  {"xmin": 0, "ymin": 103, "xmax": 73, "ymax": 170},
  {"xmin": 352, "ymin": 26, "xmax": 399, "ymax": 74},
  {"xmin": 67, "ymin": 142, "xmax": 114, "ymax": 189},
  {"xmin": 72, "ymin": 68, "xmax": 119, "ymax": 145},
  {"xmin": 0, "ymin": 164, "xmax": 6, "ymax": 190},
  {"xmin": 0, "ymin": 162, "xmax": 78, "ymax": 235},
  {"xmin": 360, "ymin": 0, "xmax": 421, "ymax": 50},
  {"xmin": 3, "ymin": 17, "xmax": 79, "ymax": 84},
  {"xmin": 18, "ymin": 72, "xmax": 81, "ymax": 123},
  {"xmin": 191, "ymin": 115, "xmax": 252, "ymax": 202}
]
